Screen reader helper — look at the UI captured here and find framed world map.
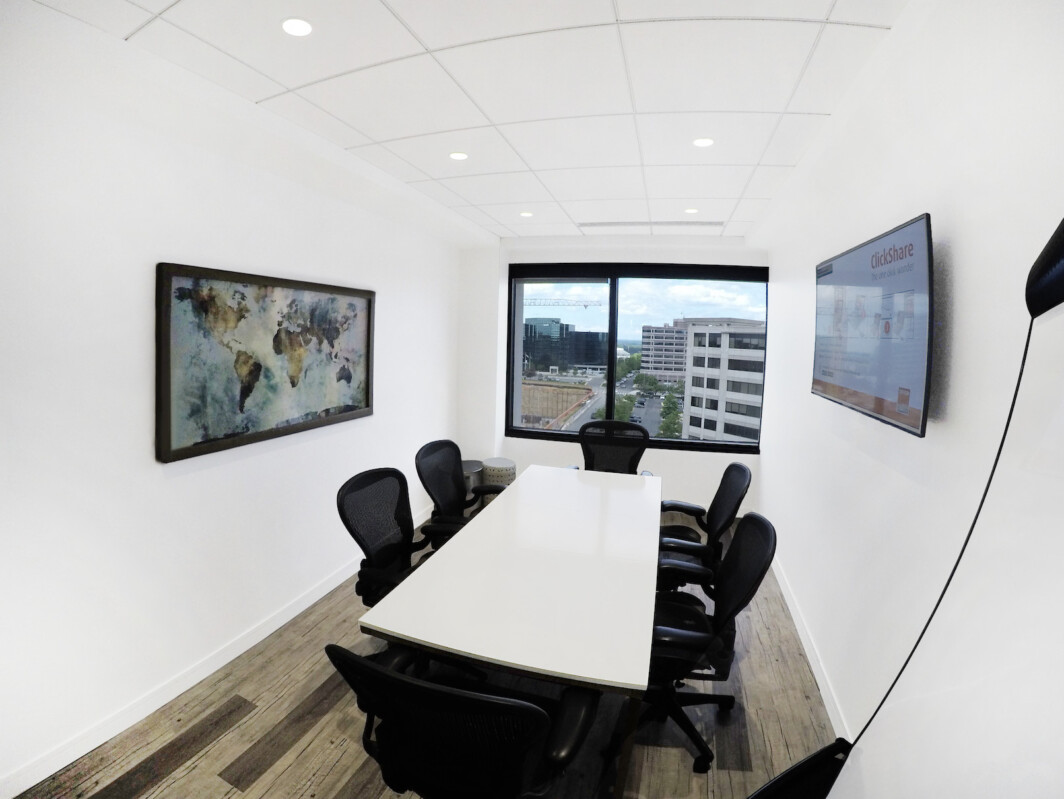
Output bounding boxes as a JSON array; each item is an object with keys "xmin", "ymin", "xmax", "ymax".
[{"xmin": 156, "ymin": 263, "xmax": 374, "ymax": 462}]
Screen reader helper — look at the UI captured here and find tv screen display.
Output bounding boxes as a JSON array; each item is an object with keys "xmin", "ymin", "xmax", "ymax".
[{"xmin": 812, "ymin": 214, "xmax": 933, "ymax": 436}]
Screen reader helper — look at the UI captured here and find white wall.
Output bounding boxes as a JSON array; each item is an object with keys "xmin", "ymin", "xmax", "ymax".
[
  {"xmin": 0, "ymin": 3, "xmax": 494, "ymax": 795},
  {"xmin": 496, "ymin": 236, "xmax": 771, "ymax": 507},
  {"xmin": 748, "ymin": 0, "xmax": 1064, "ymax": 781}
]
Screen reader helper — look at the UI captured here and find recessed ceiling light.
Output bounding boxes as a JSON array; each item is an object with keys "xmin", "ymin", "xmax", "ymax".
[
  {"xmin": 519, "ymin": 211, "xmax": 534, "ymax": 218},
  {"xmin": 685, "ymin": 208, "xmax": 699, "ymax": 214},
  {"xmin": 282, "ymin": 18, "xmax": 312, "ymax": 36},
  {"xmin": 692, "ymin": 138, "xmax": 714, "ymax": 148},
  {"xmin": 449, "ymin": 152, "xmax": 468, "ymax": 161}
]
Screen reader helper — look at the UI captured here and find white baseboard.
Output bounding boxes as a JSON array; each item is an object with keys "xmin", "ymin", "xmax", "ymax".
[
  {"xmin": 770, "ymin": 559, "xmax": 851, "ymax": 740},
  {"xmin": 0, "ymin": 559, "xmax": 360, "ymax": 799}
]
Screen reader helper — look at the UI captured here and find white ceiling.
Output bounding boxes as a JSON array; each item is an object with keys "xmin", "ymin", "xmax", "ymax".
[{"xmin": 35, "ymin": 0, "xmax": 911, "ymax": 239}]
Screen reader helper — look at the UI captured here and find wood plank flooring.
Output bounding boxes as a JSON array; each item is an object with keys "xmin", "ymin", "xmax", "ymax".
[{"xmin": 17, "ymin": 528, "xmax": 834, "ymax": 799}]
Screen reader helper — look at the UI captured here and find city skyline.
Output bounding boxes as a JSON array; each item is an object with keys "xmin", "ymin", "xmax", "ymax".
[{"xmin": 522, "ymin": 278, "xmax": 767, "ymax": 341}]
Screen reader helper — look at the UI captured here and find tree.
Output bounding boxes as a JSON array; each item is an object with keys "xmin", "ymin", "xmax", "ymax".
[{"xmin": 658, "ymin": 410, "xmax": 682, "ymax": 439}]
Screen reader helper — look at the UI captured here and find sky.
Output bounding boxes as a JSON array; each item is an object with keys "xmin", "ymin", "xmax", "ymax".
[{"xmin": 521, "ymin": 278, "xmax": 767, "ymax": 341}]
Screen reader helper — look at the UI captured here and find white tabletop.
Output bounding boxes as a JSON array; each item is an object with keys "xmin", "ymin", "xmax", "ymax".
[{"xmin": 359, "ymin": 464, "xmax": 662, "ymax": 694}]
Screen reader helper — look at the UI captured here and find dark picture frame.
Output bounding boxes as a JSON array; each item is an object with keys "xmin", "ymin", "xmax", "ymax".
[{"xmin": 156, "ymin": 262, "xmax": 374, "ymax": 462}]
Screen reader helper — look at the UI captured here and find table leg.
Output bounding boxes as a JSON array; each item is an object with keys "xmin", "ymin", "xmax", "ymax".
[{"xmin": 606, "ymin": 696, "xmax": 641, "ymax": 798}]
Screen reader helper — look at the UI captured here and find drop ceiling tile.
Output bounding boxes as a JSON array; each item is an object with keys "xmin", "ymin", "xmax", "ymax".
[
  {"xmin": 788, "ymin": 24, "xmax": 889, "ymax": 113},
  {"xmin": 652, "ymin": 223, "xmax": 724, "ymax": 236},
  {"xmin": 483, "ymin": 224, "xmax": 516, "ymax": 237},
  {"xmin": 129, "ymin": 0, "xmax": 175, "ymax": 12},
  {"xmin": 129, "ymin": 18, "xmax": 285, "ymax": 101},
  {"xmin": 436, "ymin": 27, "xmax": 633, "ymax": 123},
  {"xmin": 509, "ymin": 224, "xmax": 585, "ymax": 237},
  {"xmin": 644, "ymin": 165, "xmax": 753, "ymax": 199},
  {"xmin": 480, "ymin": 202, "xmax": 573, "ymax": 226},
  {"xmin": 161, "ymin": 0, "xmax": 425, "ymax": 88},
  {"xmin": 830, "ymin": 0, "xmax": 911, "ymax": 27},
  {"xmin": 761, "ymin": 113, "xmax": 827, "ymax": 164},
  {"xmin": 500, "ymin": 116, "xmax": 641, "ymax": 170},
  {"xmin": 733, "ymin": 198, "xmax": 771, "ymax": 221},
  {"xmin": 452, "ymin": 205, "xmax": 504, "ymax": 226},
  {"xmin": 745, "ymin": 166, "xmax": 793, "ymax": 198},
  {"xmin": 37, "ymin": 0, "xmax": 153, "ymax": 38},
  {"xmin": 408, "ymin": 181, "xmax": 467, "ymax": 207},
  {"xmin": 637, "ymin": 112, "xmax": 779, "ymax": 165},
  {"xmin": 383, "ymin": 127, "xmax": 526, "ymax": 179},
  {"xmin": 350, "ymin": 145, "xmax": 430, "ymax": 182},
  {"xmin": 622, "ymin": 19, "xmax": 821, "ymax": 113},
  {"xmin": 649, "ymin": 198, "xmax": 737, "ymax": 223},
  {"xmin": 387, "ymin": 0, "xmax": 616, "ymax": 50},
  {"xmin": 616, "ymin": 0, "xmax": 834, "ymax": 20},
  {"xmin": 299, "ymin": 56, "xmax": 489, "ymax": 142},
  {"xmin": 562, "ymin": 199, "xmax": 650, "ymax": 224},
  {"xmin": 439, "ymin": 172, "xmax": 553, "ymax": 205},
  {"xmin": 536, "ymin": 167, "xmax": 646, "ymax": 202},
  {"xmin": 260, "ymin": 93, "xmax": 370, "ymax": 148}
]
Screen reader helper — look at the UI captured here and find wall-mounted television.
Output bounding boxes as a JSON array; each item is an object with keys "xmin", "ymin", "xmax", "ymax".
[{"xmin": 812, "ymin": 214, "xmax": 933, "ymax": 436}]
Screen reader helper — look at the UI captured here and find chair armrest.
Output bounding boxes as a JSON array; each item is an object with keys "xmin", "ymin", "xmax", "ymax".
[
  {"xmin": 357, "ymin": 566, "xmax": 403, "ymax": 587},
  {"xmin": 410, "ymin": 535, "xmax": 433, "ymax": 552},
  {"xmin": 652, "ymin": 625, "xmax": 713, "ymax": 651},
  {"xmin": 657, "ymin": 558, "xmax": 713, "ymax": 588},
  {"xmin": 471, "ymin": 483, "xmax": 507, "ymax": 498},
  {"xmin": 660, "ymin": 499, "xmax": 706, "ymax": 517},
  {"xmin": 421, "ymin": 521, "xmax": 464, "ymax": 548},
  {"xmin": 659, "ymin": 537, "xmax": 711, "ymax": 556},
  {"xmin": 542, "ymin": 687, "xmax": 601, "ymax": 768}
]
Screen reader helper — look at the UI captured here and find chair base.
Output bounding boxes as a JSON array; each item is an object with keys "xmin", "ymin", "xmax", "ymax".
[{"xmin": 640, "ymin": 684, "xmax": 735, "ymax": 773}]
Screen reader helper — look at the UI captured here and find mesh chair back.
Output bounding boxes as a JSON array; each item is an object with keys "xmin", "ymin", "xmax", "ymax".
[
  {"xmin": 710, "ymin": 512, "xmax": 776, "ymax": 633},
  {"xmin": 336, "ymin": 468, "xmax": 415, "ymax": 571},
  {"xmin": 578, "ymin": 420, "xmax": 650, "ymax": 474},
  {"xmin": 325, "ymin": 644, "xmax": 551, "ymax": 799},
  {"xmin": 703, "ymin": 462, "xmax": 752, "ymax": 540},
  {"xmin": 415, "ymin": 440, "xmax": 468, "ymax": 518}
]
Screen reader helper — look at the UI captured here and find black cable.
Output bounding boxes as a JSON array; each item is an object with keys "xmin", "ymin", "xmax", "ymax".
[{"xmin": 852, "ymin": 316, "xmax": 1035, "ymax": 746}]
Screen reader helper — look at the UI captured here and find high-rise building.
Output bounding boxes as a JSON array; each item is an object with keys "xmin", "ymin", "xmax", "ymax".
[{"xmin": 640, "ymin": 319, "xmax": 689, "ymax": 381}]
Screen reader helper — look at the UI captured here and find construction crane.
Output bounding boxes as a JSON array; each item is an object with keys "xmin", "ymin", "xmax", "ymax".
[{"xmin": 524, "ymin": 298, "xmax": 602, "ymax": 309}]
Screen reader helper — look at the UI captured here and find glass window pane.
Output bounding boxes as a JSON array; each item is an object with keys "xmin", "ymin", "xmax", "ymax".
[
  {"xmin": 616, "ymin": 277, "xmax": 766, "ymax": 443},
  {"xmin": 510, "ymin": 279, "xmax": 610, "ymax": 432}
]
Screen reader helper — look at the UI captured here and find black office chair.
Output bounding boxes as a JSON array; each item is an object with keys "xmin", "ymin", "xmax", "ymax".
[
  {"xmin": 643, "ymin": 512, "xmax": 777, "ymax": 773},
  {"xmin": 657, "ymin": 462, "xmax": 752, "ymax": 591},
  {"xmin": 415, "ymin": 439, "xmax": 506, "ymax": 547},
  {"xmin": 336, "ymin": 468, "xmax": 433, "ymax": 608},
  {"xmin": 577, "ymin": 420, "xmax": 650, "ymax": 474},
  {"xmin": 325, "ymin": 644, "xmax": 600, "ymax": 799}
]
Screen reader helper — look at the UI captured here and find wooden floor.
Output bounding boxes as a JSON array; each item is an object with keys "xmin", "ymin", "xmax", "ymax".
[{"xmin": 17, "ymin": 543, "xmax": 834, "ymax": 799}]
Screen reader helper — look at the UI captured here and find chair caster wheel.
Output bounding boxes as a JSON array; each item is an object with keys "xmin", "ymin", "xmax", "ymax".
[
  {"xmin": 693, "ymin": 755, "xmax": 712, "ymax": 773},
  {"xmin": 718, "ymin": 696, "xmax": 736, "ymax": 712}
]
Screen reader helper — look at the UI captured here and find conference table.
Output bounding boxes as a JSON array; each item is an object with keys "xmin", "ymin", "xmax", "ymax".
[{"xmin": 358, "ymin": 463, "xmax": 663, "ymax": 793}]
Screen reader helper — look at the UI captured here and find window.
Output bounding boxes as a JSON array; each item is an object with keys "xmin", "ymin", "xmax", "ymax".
[
  {"xmin": 508, "ymin": 263, "xmax": 768, "ymax": 452},
  {"xmin": 727, "ymin": 380, "xmax": 763, "ymax": 396},
  {"xmin": 690, "ymin": 415, "xmax": 702, "ymax": 428},
  {"xmin": 727, "ymin": 358, "xmax": 764, "ymax": 373},
  {"xmin": 730, "ymin": 334, "xmax": 766, "ymax": 350},
  {"xmin": 726, "ymin": 402, "xmax": 762, "ymax": 419},
  {"xmin": 724, "ymin": 423, "xmax": 760, "ymax": 439}
]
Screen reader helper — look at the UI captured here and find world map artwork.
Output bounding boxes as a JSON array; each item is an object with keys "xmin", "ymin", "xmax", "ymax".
[{"xmin": 167, "ymin": 274, "xmax": 371, "ymax": 452}]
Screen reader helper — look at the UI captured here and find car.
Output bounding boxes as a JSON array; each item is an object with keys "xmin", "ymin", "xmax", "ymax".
[{"xmin": 629, "ymin": 415, "xmax": 642, "ymax": 423}]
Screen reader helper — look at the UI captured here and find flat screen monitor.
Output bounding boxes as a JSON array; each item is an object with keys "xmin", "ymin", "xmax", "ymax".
[{"xmin": 812, "ymin": 214, "xmax": 933, "ymax": 436}]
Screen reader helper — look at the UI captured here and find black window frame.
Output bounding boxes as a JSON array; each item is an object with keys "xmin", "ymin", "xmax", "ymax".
[{"xmin": 506, "ymin": 262, "xmax": 768, "ymax": 454}]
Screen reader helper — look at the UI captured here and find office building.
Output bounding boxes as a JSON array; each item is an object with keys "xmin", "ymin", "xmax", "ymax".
[
  {"xmin": 640, "ymin": 320, "xmax": 689, "ymax": 382},
  {"xmin": 4, "ymin": 1, "xmax": 1063, "ymax": 797},
  {"xmin": 682, "ymin": 319, "xmax": 767, "ymax": 443}
]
